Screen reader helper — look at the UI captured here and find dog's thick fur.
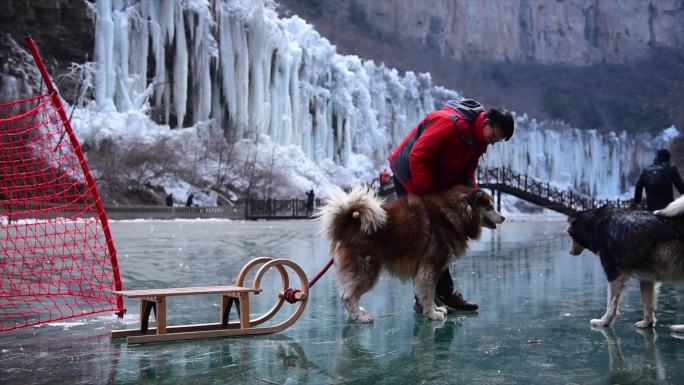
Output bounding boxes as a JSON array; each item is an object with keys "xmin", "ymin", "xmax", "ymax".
[
  {"xmin": 567, "ymin": 199, "xmax": 684, "ymax": 329},
  {"xmin": 319, "ymin": 185, "xmax": 504, "ymax": 323}
]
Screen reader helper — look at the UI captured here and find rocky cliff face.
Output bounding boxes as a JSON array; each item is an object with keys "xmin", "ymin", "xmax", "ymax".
[
  {"xmin": 0, "ymin": 0, "xmax": 94, "ymax": 102},
  {"xmin": 353, "ymin": 0, "xmax": 683, "ymax": 65},
  {"xmin": 278, "ymin": 0, "xmax": 684, "ymax": 133},
  {"xmin": 284, "ymin": 0, "xmax": 684, "ymax": 65}
]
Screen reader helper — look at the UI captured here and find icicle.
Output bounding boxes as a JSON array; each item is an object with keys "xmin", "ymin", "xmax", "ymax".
[
  {"xmin": 192, "ymin": 15, "xmax": 212, "ymax": 122},
  {"xmin": 247, "ymin": 5, "xmax": 269, "ymax": 137},
  {"xmin": 219, "ymin": 9, "xmax": 236, "ymax": 127},
  {"xmin": 160, "ymin": 0, "xmax": 175, "ymax": 43},
  {"xmin": 173, "ymin": 2, "xmax": 188, "ymax": 128},
  {"xmin": 129, "ymin": 5, "xmax": 149, "ymax": 101},
  {"xmin": 94, "ymin": 0, "xmax": 114, "ymax": 109},
  {"xmin": 112, "ymin": 6, "xmax": 129, "ymax": 110},
  {"xmin": 233, "ymin": 19, "xmax": 249, "ymax": 139}
]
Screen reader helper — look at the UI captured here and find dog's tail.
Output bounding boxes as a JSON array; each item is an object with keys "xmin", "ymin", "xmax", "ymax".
[
  {"xmin": 318, "ymin": 185, "xmax": 387, "ymax": 239},
  {"xmin": 654, "ymin": 195, "xmax": 684, "ymax": 217}
]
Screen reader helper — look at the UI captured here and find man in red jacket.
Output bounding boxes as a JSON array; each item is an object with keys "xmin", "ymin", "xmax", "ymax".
[{"xmin": 388, "ymin": 99, "xmax": 514, "ymax": 311}]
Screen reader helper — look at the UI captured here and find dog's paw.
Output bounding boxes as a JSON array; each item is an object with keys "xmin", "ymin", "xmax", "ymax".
[
  {"xmin": 635, "ymin": 319, "xmax": 655, "ymax": 329},
  {"xmin": 352, "ymin": 312, "xmax": 374, "ymax": 323},
  {"xmin": 590, "ymin": 318, "xmax": 610, "ymax": 327},
  {"xmin": 435, "ymin": 306, "xmax": 448, "ymax": 315},
  {"xmin": 424, "ymin": 310, "xmax": 445, "ymax": 321}
]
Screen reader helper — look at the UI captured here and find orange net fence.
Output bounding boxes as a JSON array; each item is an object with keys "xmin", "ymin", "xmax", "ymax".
[{"xmin": 0, "ymin": 88, "xmax": 123, "ymax": 331}]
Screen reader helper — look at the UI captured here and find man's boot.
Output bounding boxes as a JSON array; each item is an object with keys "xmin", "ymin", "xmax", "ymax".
[{"xmin": 437, "ymin": 291, "xmax": 478, "ymax": 311}]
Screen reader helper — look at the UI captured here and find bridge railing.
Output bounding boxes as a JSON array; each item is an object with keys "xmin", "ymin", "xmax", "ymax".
[
  {"xmin": 477, "ymin": 167, "xmax": 628, "ymax": 214},
  {"xmin": 245, "ymin": 198, "xmax": 322, "ymax": 219},
  {"xmin": 104, "ymin": 205, "xmax": 244, "ymax": 220}
]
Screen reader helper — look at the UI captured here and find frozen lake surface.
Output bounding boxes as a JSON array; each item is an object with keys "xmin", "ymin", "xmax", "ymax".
[{"xmin": 1, "ymin": 218, "xmax": 683, "ymax": 384}]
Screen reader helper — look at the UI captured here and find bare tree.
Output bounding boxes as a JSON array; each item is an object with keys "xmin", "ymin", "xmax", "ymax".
[
  {"xmin": 201, "ymin": 133, "xmax": 236, "ymax": 189},
  {"xmin": 263, "ymin": 144, "xmax": 278, "ymax": 199},
  {"xmin": 56, "ymin": 61, "xmax": 97, "ymax": 108},
  {"xmin": 243, "ymin": 139, "xmax": 259, "ymax": 199},
  {"xmin": 88, "ymin": 136, "xmax": 182, "ymax": 191}
]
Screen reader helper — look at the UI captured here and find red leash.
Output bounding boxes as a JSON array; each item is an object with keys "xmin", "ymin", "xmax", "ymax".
[{"xmin": 281, "ymin": 256, "xmax": 334, "ymax": 303}]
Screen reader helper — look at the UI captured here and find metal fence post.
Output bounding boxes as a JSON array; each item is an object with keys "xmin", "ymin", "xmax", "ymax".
[{"xmin": 497, "ymin": 189, "xmax": 501, "ymax": 212}]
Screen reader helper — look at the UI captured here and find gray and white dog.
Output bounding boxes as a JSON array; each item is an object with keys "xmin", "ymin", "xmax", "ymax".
[{"xmin": 567, "ymin": 197, "xmax": 684, "ymax": 330}]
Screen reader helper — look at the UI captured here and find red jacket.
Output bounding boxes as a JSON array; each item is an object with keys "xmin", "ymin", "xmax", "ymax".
[{"xmin": 388, "ymin": 100, "xmax": 488, "ymax": 194}]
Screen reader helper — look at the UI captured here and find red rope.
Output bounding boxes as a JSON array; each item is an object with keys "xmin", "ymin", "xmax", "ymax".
[
  {"xmin": 308, "ymin": 256, "xmax": 334, "ymax": 288},
  {"xmin": 281, "ymin": 256, "xmax": 334, "ymax": 303}
]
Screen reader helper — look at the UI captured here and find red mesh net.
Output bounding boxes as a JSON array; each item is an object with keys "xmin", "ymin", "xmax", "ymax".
[{"xmin": 0, "ymin": 93, "xmax": 123, "ymax": 331}]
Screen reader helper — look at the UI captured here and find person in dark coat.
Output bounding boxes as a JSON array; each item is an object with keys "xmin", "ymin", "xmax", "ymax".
[
  {"xmin": 186, "ymin": 194, "xmax": 194, "ymax": 207},
  {"xmin": 632, "ymin": 148, "xmax": 684, "ymax": 211},
  {"xmin": 165, "ymin": 193, "xmax": 173, "ymax": 207},
  {"xmin": 306, "ymin": 189, "xmax": 315, "ymax": 217},
  {"xmin": 389, "ymin": 99, "xmax": 514, "ymax": 312}
]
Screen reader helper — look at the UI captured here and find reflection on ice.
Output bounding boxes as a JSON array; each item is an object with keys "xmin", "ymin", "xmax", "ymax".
[
  {"xmin": 329, "ymin": 317, "xmax": 465, "ymax": 385},
  {"xmin": 590, "ymin": 326, "xmax": 666, "ymax": 383}
]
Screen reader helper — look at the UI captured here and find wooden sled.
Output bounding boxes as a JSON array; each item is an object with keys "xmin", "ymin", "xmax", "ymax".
[{"xmin": 111, "ymin": 258, "xmax": 308, "ymax": 344}]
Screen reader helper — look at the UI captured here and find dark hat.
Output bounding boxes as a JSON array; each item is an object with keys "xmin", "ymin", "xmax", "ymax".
[{"xmin": 656, "ymin": 148, "xmax": 670, "ymax": 162}]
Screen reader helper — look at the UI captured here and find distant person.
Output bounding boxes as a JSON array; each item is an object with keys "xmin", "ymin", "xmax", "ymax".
[
  {"xmin": 631, "ymin": 148, "xmax": 684, "ymax": 211},
  {"xmin": 186, "ymin": 194, "xmax": 194, "ymax": 207},
  {"xmin": 379, "ymin": 168, "xmax": 395, "ymax": 197},
  {"xmin": 379, "ymin": 168, "xmax": 390, "ymax": 186},
  {"xmin": 389, "ymin": 99, "xmax": 514, "ymax": 312},
  {"xmin": 165, "ymin": 193, "xmax": 173, "ymax": 207},
  {"xmin": 306, "ymin": 189, "xmax": 315, "ymax": 217}
]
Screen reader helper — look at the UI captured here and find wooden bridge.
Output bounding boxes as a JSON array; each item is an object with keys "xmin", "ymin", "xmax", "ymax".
[{"xmin": 476, "ymin": 167, "xmax": 628, "ymax": 215}]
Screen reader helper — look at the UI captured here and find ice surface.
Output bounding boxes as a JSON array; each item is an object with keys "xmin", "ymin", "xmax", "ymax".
[{"xmin": 1, "ymin": 219, "xmax": 683, "ymax": 384}]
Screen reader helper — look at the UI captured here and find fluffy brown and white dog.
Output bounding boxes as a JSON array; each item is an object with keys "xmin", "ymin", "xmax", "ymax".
[{"xmin": 319, "ymin": 185, "xmax": 505, "ymax": 323}]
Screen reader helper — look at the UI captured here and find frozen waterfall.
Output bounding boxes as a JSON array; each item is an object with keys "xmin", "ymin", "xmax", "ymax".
[{"xmin": 88, "ymin": 0, "xmax": 676, "ymax": 198}]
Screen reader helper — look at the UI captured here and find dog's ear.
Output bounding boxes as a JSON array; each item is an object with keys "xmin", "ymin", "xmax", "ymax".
[{"xmin": 468, "ymin": 188, "xmax": 491, "ymax": 207}]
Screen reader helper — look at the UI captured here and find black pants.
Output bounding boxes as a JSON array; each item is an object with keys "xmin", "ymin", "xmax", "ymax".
[{"xmin": 393, "ymin": 176, "xmax": 455, "ymax": 297}]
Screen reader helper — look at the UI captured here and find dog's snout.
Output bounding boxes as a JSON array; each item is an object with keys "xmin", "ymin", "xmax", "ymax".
[{"xmin": 501, "ymin": 216, "xmax": 505, "ymax": 222}]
